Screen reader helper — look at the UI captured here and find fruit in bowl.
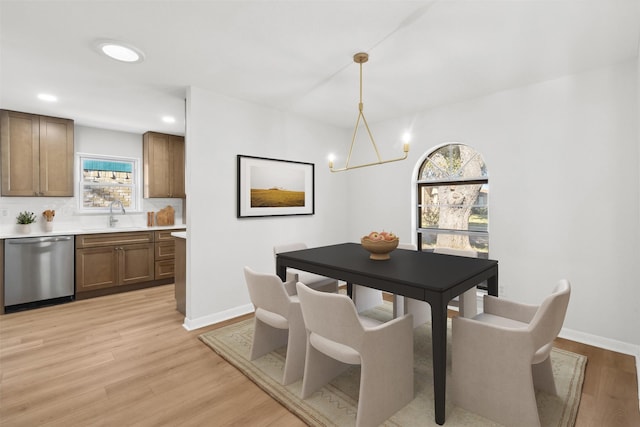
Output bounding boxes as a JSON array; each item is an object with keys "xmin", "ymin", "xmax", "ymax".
[{"xmin": 361, "ymin": 231, "xmax": 399, "ymax": 260}]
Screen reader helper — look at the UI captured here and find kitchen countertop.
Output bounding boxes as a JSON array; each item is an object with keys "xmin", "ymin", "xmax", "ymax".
[{"xmin": 0, "ymin": 224, "xmax": 186, "ymax": 239}]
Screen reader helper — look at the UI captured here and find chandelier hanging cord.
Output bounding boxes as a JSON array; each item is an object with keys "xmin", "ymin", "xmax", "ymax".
[{"xmin": 330, "ymin": 52, "xmax": 409, "ymax": 172}]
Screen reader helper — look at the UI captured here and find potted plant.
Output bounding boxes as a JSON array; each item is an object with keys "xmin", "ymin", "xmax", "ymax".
[{"xmin": 16, "ymin": 210, "xmax": 37, "ymax": 233}]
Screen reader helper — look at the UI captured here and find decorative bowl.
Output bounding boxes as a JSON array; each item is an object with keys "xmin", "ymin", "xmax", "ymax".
[{"xmin": 361, "ymin": 236, "xmax": 399, "ymax": 260}]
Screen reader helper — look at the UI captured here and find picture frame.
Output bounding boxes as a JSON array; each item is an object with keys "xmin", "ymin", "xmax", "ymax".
[{"xmin": 237, "ymin": 155, "xmax": 315, "ymax": 218}]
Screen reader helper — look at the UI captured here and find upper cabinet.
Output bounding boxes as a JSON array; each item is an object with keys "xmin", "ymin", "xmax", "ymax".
[
  {"xmin": 0, "ymin": 110, "xmax": 74, "ymax": 197},
  {"xmin": 143, "ymin": 131, "xmax": 185, "ymax": 198}
]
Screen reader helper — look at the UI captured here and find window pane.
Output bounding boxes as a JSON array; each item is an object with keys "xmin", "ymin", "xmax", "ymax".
[
  {"xmin": 419, "ymin": 183, "xmax": 487, "ymax": 231},
  {"xmin": 79, "ymin": 155, "xmax": 137, "ymax": 211},
  {"xmin": 419, "ymin": 143, "xmax": 487, "ymax": 181},
  {"xmin": 82, "ymin": 185, "xmax": 133, "ymax": 208},
  {"xmin": 419, "ymin": 230, "xmax": 489, "ymax": 257}
]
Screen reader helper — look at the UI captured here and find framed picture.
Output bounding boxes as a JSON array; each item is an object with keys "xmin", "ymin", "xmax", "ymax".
[{"xmin": 237, "ymin": 155, "xmax": 315, "ymax": 218}]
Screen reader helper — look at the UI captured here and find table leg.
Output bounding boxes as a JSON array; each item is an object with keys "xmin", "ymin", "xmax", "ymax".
[
  {"xmin": 276, "ymin": 260, "xmax": 287, "ymax": 282},
  {"xmin": 487, "ymin": 270, "xmax": 499, "ymax": 296},
  {"xmin": 346, "ymin": 282, "xmax": 353, "ymax": 298},
  {"xmin": 431, "ymin": 300, "xmax": 448, "ymax": 425}
]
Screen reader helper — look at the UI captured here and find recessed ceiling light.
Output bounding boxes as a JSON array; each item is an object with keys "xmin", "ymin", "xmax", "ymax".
[
  {"xmin": 96, "ymin": 40, "xmax": 144, "ymax": 63},
  {"xmin": 162, "ymin": 116, "xmax": 176, "ymax": 124},
  {"xmin": 37, "ymin": 93, "xmax": 58, "ymax": 102}
]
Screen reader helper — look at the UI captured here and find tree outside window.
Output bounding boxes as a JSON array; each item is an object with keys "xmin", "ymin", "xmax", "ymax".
[{"xmin": 417, "ymin": 144, "xmax": 488, "ymax": 257}]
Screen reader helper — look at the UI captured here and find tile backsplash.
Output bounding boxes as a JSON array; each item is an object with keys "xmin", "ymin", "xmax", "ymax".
[{"xmin": 0, "ymin": 197, "xmax": 184, "ymax": 232}]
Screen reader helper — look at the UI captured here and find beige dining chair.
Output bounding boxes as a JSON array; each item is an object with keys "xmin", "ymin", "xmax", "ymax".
[
  {"xmin": 243, "ymin": 266, "xmax": 306, "ymax": 385},
  {"xmin": 295, "ymin": 282, "xmax": 414, "ymax": 427},
  {"xmin": 451, "ymin": 279, "xmax": 571, "ymax": 427},
  {"xmin": 273, "ymin": 242, "xmax": 339, "ymax": 293}
]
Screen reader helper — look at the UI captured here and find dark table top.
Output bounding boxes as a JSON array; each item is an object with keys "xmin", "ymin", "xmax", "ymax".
[{"xmin": 276, "ymin": 242, "xmax": 498, "ymax": 303}]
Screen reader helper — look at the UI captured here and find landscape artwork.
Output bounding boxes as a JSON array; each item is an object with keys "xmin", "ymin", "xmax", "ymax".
[{"xmin": 237, "ymin": 155, "xmax": 314, "ymax": 218}]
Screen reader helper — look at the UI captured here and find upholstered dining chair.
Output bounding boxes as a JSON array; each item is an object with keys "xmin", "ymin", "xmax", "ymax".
[
  {"xmin": 451, "ymin": 279, "xmax": 572, "ymax": 427},
  {"xmin": 243, "ymin": 266, "xmax": 306, "ymax": 385},
  {"xmin": 295, "ymin": 282, "xmax": 414, "ymax": 427},
  {"xmin": 273, "ymin": 242, "xmax": 339, "ymax": 293},
  {"xmin": 397, "ymin": 246, "xmax": 478, "ymax": 327}
]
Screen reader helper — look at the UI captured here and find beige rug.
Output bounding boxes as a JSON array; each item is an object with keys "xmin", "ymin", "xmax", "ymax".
[{"xmin": 199, "ymin": 303, "xmax": 586, "ymax": 426}]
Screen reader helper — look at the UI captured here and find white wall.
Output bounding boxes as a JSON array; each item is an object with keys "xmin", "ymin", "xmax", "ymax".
[
  {"xmin": 347, "ymin": 60, "xmax": 640, "ymax": 351},
  {"xmin": 184, "ymin": 87, "xmax": 349, "ymax": 328},
  {"xmin": 0, "ymin": 125, "xmax": 183, "ymax": 231}
]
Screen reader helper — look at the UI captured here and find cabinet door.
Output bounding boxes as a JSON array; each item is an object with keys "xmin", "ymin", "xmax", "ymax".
[
  {"xmin": 76, "ymin": 246, "xmax": 119, "ymax": 292},
  {"xmin": 120, "ymin": 243, "xmax": 155, "ymax": 286},
  {"xmin": 169, "ymin": 135, "xmax": 185, "ymax": 198},
  {"xmin": 154, "ymin": 240, "xmax": 175, "ymax": 260},
  {"xmin": 155, "ymin": 260, "xmax": 175, "ymax": 280},
  {"xmin": 143, "ymin": 132, "xmax": 171, "ymax": 198},
  {"xmin": 143, "ymin": 132, "xmax": 185, "ymax": 198},
  {"xmin": 39, "ymin": 116, "xmax": 74, "ymax": 196},
  {"xmin": 0, "ymin": 110, "xmax": 39, "ymax": 196}
]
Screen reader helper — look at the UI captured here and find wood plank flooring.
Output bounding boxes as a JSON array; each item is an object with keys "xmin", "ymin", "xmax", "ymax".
[{"xmin": 0, "ymin": 284, "xmax": 638, "ymax": 426}]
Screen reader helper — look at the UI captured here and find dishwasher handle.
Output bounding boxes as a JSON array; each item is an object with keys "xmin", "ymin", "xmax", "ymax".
[{"xmin": 6, "ymin": 236, "xmax": 73, "ymax": 244}]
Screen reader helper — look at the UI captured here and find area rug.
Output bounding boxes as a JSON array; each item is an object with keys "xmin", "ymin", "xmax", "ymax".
[{"xmin": 199, "ymin": 303, "xmax": 586, "ymax": 426}]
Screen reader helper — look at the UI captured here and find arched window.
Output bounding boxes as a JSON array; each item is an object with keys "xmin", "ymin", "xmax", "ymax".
[{"xmin": 416, "ymin": 143, "xmax": 488, "ymax": 258}]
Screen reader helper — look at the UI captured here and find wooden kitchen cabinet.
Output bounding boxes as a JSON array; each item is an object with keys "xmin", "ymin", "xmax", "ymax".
[
  {"xmin": 0, "ymin": 110, "xmax": 74, "ymax": 196},
  {"xmin": 143, "ymin": 131, "xmax": 185, "ymax": 198},
  {"xmin": 153, "ymin": 229, "xmax": 183, "ymax": 280},
  {"xmin": 76, "ymin": 232, "xmax": 154, "ymax": 296}
]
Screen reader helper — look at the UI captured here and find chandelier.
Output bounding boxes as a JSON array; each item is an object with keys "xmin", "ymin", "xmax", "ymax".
[{"xmin": 329, "ymin": 52, "xmax": 410, "ymax": 172}]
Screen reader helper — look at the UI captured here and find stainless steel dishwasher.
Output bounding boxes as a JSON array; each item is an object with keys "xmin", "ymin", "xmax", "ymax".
[{"xmin": 4, "ymin": 235, "xmax": 74, "ymax": 312}]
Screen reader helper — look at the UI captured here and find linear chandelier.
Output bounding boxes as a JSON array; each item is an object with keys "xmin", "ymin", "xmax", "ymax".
[{"xmin": 329, "ymin": 52, "xmax": 410, "ymax": 172}]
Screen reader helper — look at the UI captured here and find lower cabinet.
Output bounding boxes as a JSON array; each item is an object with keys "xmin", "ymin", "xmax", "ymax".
[
  {"xmin": 154, "ymin": 230, "xmax": 178, "ymax": 280},
  {"xmin": 76, "ymin": 232, "xmax": 155, "ymax": 297},
  {"xmin": 75, "ymin": 229, "xmax": 185, "ymax": 299}
]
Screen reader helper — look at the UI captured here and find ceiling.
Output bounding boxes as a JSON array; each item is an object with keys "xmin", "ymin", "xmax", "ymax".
[{"xmin": 1, "ymin": 1, "xmax": 639, "ymax": 136}]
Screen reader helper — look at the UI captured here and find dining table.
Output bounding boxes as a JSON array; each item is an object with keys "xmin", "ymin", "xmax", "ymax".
[{"xmin": 275, "ymin": 242, "xmax": 499, "ymax": 425}]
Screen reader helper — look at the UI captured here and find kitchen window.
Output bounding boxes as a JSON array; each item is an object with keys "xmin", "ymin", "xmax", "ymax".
[
  {"xmin": 78, "ymin": 154, "xmax": 140, "ymax": 212},
  {"xmin": 416, "ymin": 143, "xmax": 489, "ymax": 258}
]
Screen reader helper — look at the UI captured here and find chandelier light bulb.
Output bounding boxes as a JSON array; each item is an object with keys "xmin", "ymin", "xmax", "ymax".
[
  {"xmin": 328, "ymin": 153, "xmax": 336, "ymax": 169},
  {"xmin": 402, "ymin": 132, "xmax": 412, "ymax": 152}
]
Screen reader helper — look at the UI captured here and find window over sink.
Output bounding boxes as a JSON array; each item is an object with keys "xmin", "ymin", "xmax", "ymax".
[{"xmin": 78, "ymin": 154, "xmax": 141, "ymax": 213}]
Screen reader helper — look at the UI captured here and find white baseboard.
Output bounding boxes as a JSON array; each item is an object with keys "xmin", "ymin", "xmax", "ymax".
[
  {"xmin": 559, "ymin": 326, "xmax": 640, "ymax": 409},
  {"xmin": 558, "ymin": 326, "xmax": 639, "ymax": 358},
  {"xmin": 182, "ymin": 303, "xmax": 254, "ymax": 331}
]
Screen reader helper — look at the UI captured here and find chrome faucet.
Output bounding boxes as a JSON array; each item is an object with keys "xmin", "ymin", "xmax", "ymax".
[{"xmin": 109, "ymin": 200, "xmax": 126, "ymax": 227}]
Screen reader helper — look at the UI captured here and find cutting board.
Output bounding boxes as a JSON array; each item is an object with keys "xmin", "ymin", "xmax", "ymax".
[{"xmin": 156, "ymin": 205, "xmax": 175, "ymax": 226}]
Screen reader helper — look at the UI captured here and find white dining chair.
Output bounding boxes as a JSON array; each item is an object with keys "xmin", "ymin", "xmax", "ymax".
[
  {"xmin": 451, "ymin": 279, "xmax": 571, "ymax": 426},
  {"xmin": 243, "ymin": 266, "xmax": 306, "ymax": 385},
  {"xmin": 273, "ymin": 242, "xmax": 339, "ymax": 293},
  {"xmin": 296, "ymin": 282, "xmax": 414, "ymax": 427}
]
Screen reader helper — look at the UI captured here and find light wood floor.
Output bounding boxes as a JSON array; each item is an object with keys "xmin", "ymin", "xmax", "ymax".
[{"xmin": 0, "ymin": 285, "xmax": 638, "ymax": 426}]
